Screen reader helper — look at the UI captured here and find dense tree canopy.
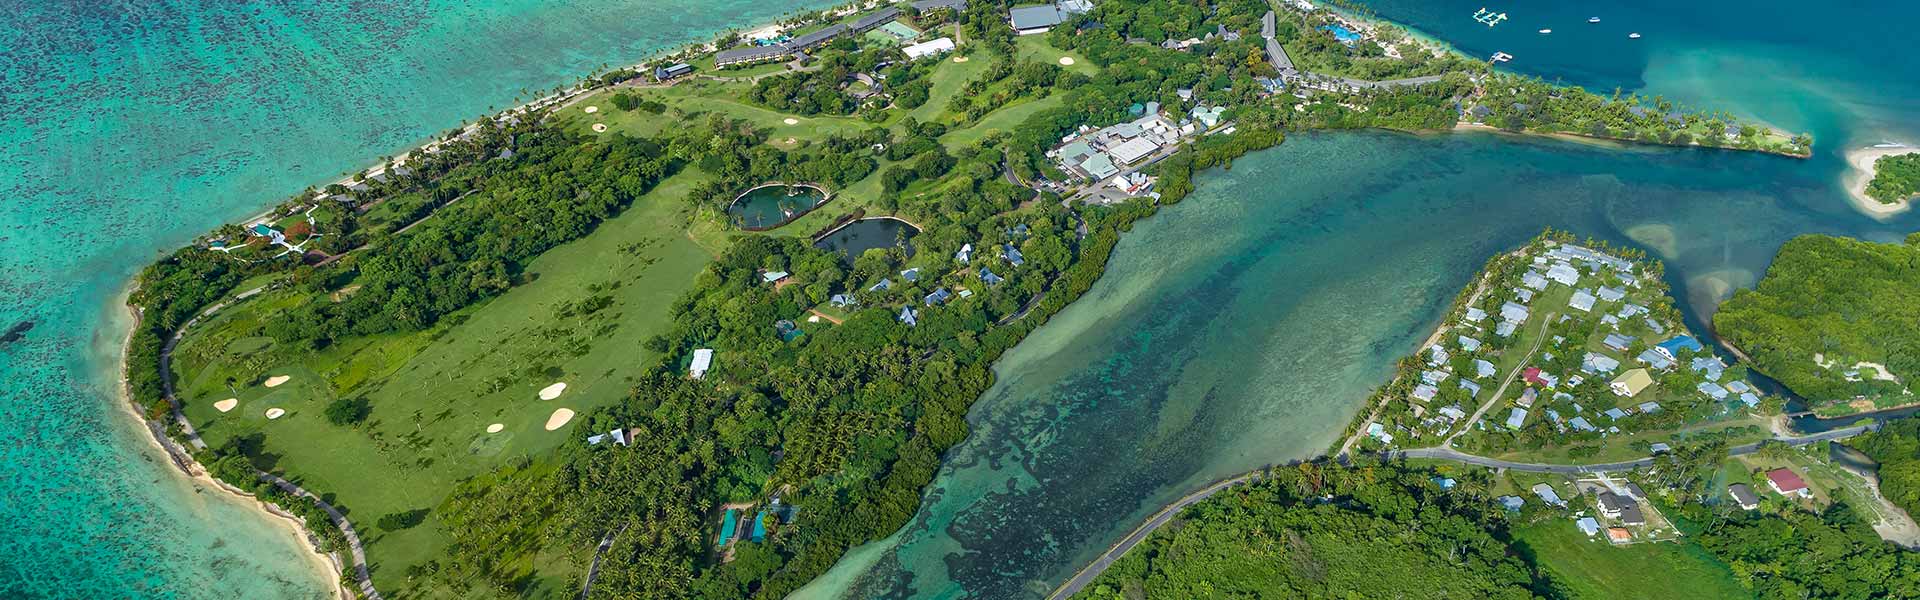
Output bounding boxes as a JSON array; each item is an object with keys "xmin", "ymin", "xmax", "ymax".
[{"xmin": 1866, "ymin": 152, "xmax": 1920, "ymax": 204}]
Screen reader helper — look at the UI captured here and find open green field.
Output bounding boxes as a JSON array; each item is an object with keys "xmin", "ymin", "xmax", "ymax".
[
  {"xmin": 1014, "ymin": 35, "xmax": 1097, "ymax": 76},
  {"xmin": 556, "ymin": 80, "xmax": 877, "ymax": 141},
  {"xmin": 174, "ymin": 171, "xmax": 715, "ymax": 596},
  {"xmin": 1513, "ymin": 520, "xmax": 1750, "ymax": 599}
]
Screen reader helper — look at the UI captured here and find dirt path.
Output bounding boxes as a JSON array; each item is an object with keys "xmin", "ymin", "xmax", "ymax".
[{"xmin": 1445, "ymin": 312, "xmax": 1554, "ymax": 446}]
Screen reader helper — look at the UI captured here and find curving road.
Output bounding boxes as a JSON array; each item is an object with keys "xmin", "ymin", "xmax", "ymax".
[{"xmin": 1046, "ymin": 424, "xmax": 1879, "ymax": 599}]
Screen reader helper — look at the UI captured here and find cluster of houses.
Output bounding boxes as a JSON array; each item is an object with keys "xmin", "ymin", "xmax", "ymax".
[
  {"xmin": 1726, "ymin": 467, "xmax": 1812, "ymax": 510},
  {"xmin": 1517, "ymin": 478, "xmax": 1660, "ymax": 545},
  {"xmin": 820, "ymin": 225, "xmax": 1030, "ymax": 328}
]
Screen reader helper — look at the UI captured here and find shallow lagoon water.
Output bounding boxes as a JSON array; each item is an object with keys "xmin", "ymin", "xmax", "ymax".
[{"xmin": 0, "ymin": 0, "xmax": 830, "ymax": 595}]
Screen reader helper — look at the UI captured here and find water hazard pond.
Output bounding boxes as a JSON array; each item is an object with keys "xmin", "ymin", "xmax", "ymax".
[
  {"xmin": 728, "ymin": 183, "xmax": 828, "ymax": 230},
  {"xmin": 813, "ymin": 217, "xmax": 919, "ymax": 260}
]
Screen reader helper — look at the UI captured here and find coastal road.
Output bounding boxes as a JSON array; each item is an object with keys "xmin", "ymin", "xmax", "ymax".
[
  {"xmin": 1047, "ymin": 424, "xmax": 1880, "ymax": 598},
  {"xmin": 1045, "ymin": 474, "xmax": 1258, "ymax": 600}
]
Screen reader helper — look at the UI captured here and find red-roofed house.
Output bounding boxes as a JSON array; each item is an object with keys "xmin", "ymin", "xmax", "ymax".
[
  {"xmin": 1765, "ymin": 468, "xmax": 1811, "ymax": 498},
  {"xmin": 1523, "ymin": 367, "xmax": 1549, "ymax": 387}
]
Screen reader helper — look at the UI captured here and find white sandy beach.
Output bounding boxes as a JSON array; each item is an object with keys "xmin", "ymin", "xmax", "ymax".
[
  {"xmin": 1842, "ymin": 144, "xmax": 1916, "ymax": 217},
  {"xmin": 108, "ymin": 286, "xmax": 347, "ymax": 600}
]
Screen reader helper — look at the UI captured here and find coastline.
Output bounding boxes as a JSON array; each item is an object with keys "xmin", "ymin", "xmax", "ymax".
[
  {"xmin": 1449, "ymin": 122, "xmax": 1808, "ymax": 158},
  {"xmin": 108, "ymin": 282, "xmax": 350, "ymax": 600},
  {"xmin": 1842, "ymin": 144, "xmax": 1915, "ymax": 217}
]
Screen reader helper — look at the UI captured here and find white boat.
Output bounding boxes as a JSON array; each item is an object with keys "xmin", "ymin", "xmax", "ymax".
[
  {"xmin": 1491, "ymin": 51, "xmax": 1513, "ymax": 62},
  {"xmin": 1588, "ymin": 17, "xmax": 1601, "ymax": 23},
  {"xmin": 1539, "ymin": 28, "xmax": 1552, "ymax": 34},
  {"xmin": 1628, "ymin": 32, "xmax": 1642, "ymax": 39}
]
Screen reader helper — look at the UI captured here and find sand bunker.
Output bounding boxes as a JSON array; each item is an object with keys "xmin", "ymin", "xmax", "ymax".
[
  {"xmin": 486, "ymin": 423, "xmax": 505, "ymax": 434},
  {"xmin": 583, "ymin": 105, "xmax": 599, "ymax": 114},
  {"xmin": 952, "ymin": 56, "xmax": 969, "ymax": 63},
  {"xmin": 1058, "ymin": 57, "xmax": 1075, "ymax": 66},
  {"xmin": 265, "ymin": 408, "xmax": 286, "ymax": 420},
  {"xmin": 592, "ymin": 123, "xmax": 608, "ymax": 133},
  {"xmin": 538, "ymin": 382, "xmax": 568, "ymax": 400},
  {"xmin": 213, "ymin": 398, "xmax": 239, "ymax": 413},
  {"xmin": 263, "ymin": 375, "xmax": 291, "ymax": 388},
  {"xmin": 807, "ymin": 315, "xmax": 820, "ymax": 323},
  {"xmin": 544, "ymin": 408, "xmax": 576, "ymax": 431},
  {"xmin": 783, "ymin": 118, "xmax": 799, "ymax": 125}
]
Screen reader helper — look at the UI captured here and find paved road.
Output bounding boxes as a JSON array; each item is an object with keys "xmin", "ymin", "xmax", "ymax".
[
  {"xmin": 1047, "ymin": 423, "xmax": 1880, "ymax": 598},
  {"xmin": 151, "ymin": 286, "xmax": 383, "ymax": 600},
  {"xmin": 1046, "ymin": 474, "xmax": 1257, "ymax": 600}
]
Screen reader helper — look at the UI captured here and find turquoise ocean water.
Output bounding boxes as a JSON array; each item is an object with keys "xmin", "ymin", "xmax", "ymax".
[
  {"xmin": 0, "ymin": 1, "xmax": 828, "ymax": 597},
  {"xmin": 799, "ymin": 1, "xmax": 1920, "ymax": 597}
]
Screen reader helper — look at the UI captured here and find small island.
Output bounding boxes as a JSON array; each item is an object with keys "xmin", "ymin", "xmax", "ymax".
[{"xmin": 1852, "ymin": 146, "xmax": 1920, "ymax": 214}]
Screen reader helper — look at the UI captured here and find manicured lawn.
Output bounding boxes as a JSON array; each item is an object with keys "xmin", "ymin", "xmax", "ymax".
[
  {"xmin": 555, "ymin": 81, "xmax": 877, "ymax": 142},
  {"xmin": 1513, "ymin": 520, "xmax": 1750, "ymax": 600},
  {"xmin": 942, "ymin": 94, "xmax": 1064, "ymax": 147},
  {"xmin": 906, "ymin": 51, "xmax": 992, "ymax": 123},
  {"xmin": 1014, "ymin": 35, "xmax": 1098, "ymax": 76},
  {"xmin": 174, "ymin": 171, "xmax": 716, "ymax": 595}
]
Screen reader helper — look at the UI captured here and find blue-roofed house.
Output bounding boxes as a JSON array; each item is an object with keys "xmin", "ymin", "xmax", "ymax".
[
  {"xmin": 1582, "ymin": 352, "xmax": 1621, "ymax": 374},
  {"xmin": 1003, "ymin": 244, "xmax": 1025, "ymax": 267},
  {"xmin": 1498, "ymin": 496, "xmax": 1526, "ymax": 511},
  {"xmin": 1597, "ymin": 286, "xmax": 1626, "ymax": 302},
  {"xmin": 1638, "ymin": 401, "xmax": 1661, "ymax": 413},
  {"xmin": 1458, "ymin": 336, "xmax": 1482, "ymax": 352},
  {"xmin": 1697, "ymin": 381, "xmax": 1729, "ymax": 400},
  {"xmin": 1533, "ymin": 483, "xmax": 1565, "ymax": 506},
  {"xmin": 924, "ymin": 288, "xmax": 952, "ymax": 306},
  {"xmin": 900, "ymin": 267, "xmax": 921, "ymax": 282},
  {"xmin": 870, "ymin": 278, "xmax": 893, "ymax": 292},
  {"xmin": 955, "ymin": 243, "xmax": 973, "ymax": 264},
  {"xmin": 1740, "ymin": 392, "xmax": 1760, "ymax": 407},
  {"xmin": 829, "ymin": 293, "xmax": 856, "ymax": 307},
  {"xmin": 1506, "ymin": 408, "xmax": 1528, "ymax": 429},
  {"xmin": 1474, "ymin": 359, "xmax": 1497, "ymax": 379},
  {"xmin": 1656, "ymin": 335, "xmax": 1704, "ymax": 360},
  {"xmin": 1604, "ymin": 407, "xmax": 1629, "ymax": 420},
  {"xmin": 1501, "ymin": 301, "xmax": 1530, "ymax": 323},
  {"xmin": 1569, "ymin": 289, "xmax": 1597, "ymax": 312},
  {"xmin": 1576, "ymin": 516, "xmax": 1601, "ymax": 536},
  {"xmin": 762, "ymin": 271, "xmax": 790, "ymax": 284},
  {"xmin": 1458, "ymin": 379, "xmax": 1482, "ymax": 397},
  {"xmin": 899, "ymin": 306, "xmax": 918, "ymax": 326},
  {"xmin": 1569, "ymin": 416, "xmax": 1596, "ymax": 432},
  {"xmin": 1432, "ymin": 477, "xmax": 1457, "ymax": 490}
]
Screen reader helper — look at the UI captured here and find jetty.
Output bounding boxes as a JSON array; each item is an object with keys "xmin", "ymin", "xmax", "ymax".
[{"xmin": 1473, "ymin": 8, "xmax": 1508, "ymax": 27}]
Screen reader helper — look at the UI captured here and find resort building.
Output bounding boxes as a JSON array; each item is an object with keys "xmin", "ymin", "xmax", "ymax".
[
  {"xmin": 654, "ymin": 62, "xmax": 693, "ymax": 81},
  {"xmin": 912, "ymin": 0, "xmax": 968, "ymax": 14},
  {"xmin": 1008, "ymin": 1, "xmax": 1089, "ymax": 35},
  {"xmin": 1765, "ymin": 468, "xmax": 1811, "ymax": 498},
  {"xmin": 903, "ymin": 37, "xmax": 956, "ymax": 60},
  {"xmin": 716, "ymin": 45, "xmax": 792, "ymax": 67}
]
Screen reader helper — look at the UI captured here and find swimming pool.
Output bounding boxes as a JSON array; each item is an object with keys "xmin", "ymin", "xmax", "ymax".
[{"xmin": 1321, "ymin": 24, "xmax": 1363, "ymax": 44}]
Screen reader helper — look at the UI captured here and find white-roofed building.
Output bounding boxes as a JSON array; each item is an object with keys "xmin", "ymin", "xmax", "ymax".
[
  {"xmin": 1464, "ymin": 307, "xmax": 1488, "ymax": 322},
  {"xmin": 1523, "ymin": 271, "xmax": 1549, "ymax": 290},
  {"xmin": 1597, "ymin": 286, "xmax": 1626, "ymax": 302},
  {"xmin": 1546, "ymin": 263, "xmax": 1580, "ymax": 286},
  {"xmin": 690, "ymin": 348, "xmax": 714, "ymax": 379},
  {"xmin": 1501, "ymin": 301, "xmax": 1530, "ymax": 323},
  {"xmin": 1108, "ymin": 137, "xmax": 1160, "ymax": 165},
  {"xmin": 1569, "ymin": 289, "xmax": 1597, "ymax": 312},
  {"xmin": 1506, "ymin": 408, "xmax": 1528, "ymax": 429},
  {"xmin": 903, "ymin": 37, "xmax": 956, "ymax": 59}
]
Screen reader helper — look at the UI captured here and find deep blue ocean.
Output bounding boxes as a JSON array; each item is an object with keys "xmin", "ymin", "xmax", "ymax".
[
  {"xmin": 797, "ymin": 1, "xmax": 1920, "ymax": 598},
  {"xmin": 0, "ymin": 1, "xmax": 830, "ymax": 596}
]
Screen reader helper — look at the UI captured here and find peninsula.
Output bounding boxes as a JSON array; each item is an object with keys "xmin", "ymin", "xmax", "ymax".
[{"xmin": 121, "ymin": 0, "xmax": 1825, "ymax": 597}]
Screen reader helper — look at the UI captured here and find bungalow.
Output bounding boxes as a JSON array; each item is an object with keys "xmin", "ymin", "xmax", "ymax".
[
  {"xmin": 900, "ymin": 267, "xmax": 921, "ymax": 282},
  {"xmin": 1438, "ymin": 405, "xmax": 1468, "ymax": 421},
  {"xmin": 870, "ymin": 278, "xmax": 893, "ymax": 292},
  {"xmin": 898, "ymin": 306, "xmax": 918, "ymax": 326},
  {"xmin": 1603, "ymin": 407, "xmax": 1629, "ymax": 420},
  {"xmin": 1464, "ymin": 307, "xmax": 1488, "ymax": 322},
  {"xmin": 1427, "ymin": 345, "xmax": 1450, "ymax": 366},
  {"xmin": 1617, "ymin": 303, "xmax": 1648, "ymax": 318},
  {"xmin": 1524, "ymin": 368, "xmax": 1558, "ymax": 388},
  {"xmin": 1729, "ymin": 483, "xmax": 1760, "ymax": 510},
  {"xmin": 1568, "ymin": 289, "xmax": 1597, "ymax": 312},
  {"xmin": 1637, "ymin": 401, "xmax": 1661, "ymax": 413},
  {"xmin": 1457, "ymin": 336, "xmax": 1482, "ymax": 352},
  {"xmin": 1517, "ymin": 388, "xmax": 1537, "ymax": 408},
  {"xmin": 1505, "ymin": 407, "xmax": 1528, "ymax": 429},
  {"xmin": 1457, "ymin": 379, "xmax": 1482, "ymax": 397},
  {"xmin": 1569, "ymin": 416, "xmax": 1596, "ymax": 432},
  {"xmin": 1500, "ymin": 301, "xmax": 1531, "ymax": 323},
  {"xmin": 1515, "ymin": 288, "xmax": 1535, "ymax": 303},
  {"xmin": 1432, "ymin": 476, "xmax": 1457, "ymax": 490},
  {"xmin": 1003, "ymin": 244, "xmax": 1025, "ymax": 267},
  {"xmin": 1696, "ymin": 381, "xmax": 1729, "ymax": 400},
  {"xmin": 1576, "ymin": 516, "xmax": 1600, "ymax": 536},
  {"xmin": 1545, "ymin": 263, "xmax": 1580, "ymax": 286},
  {"xmin": 1655, "ymin": 335, "xmax": 1704, "ymax": 361},
  {"xmin": 1366, "ymin": 422, "xmax": 1394, "ymax": 444},
  {"xmin": 1495, "ymin": 321, "xmax": 1518, "ymax": 337},
  {"xmin": 955, "ymin": 243, "xmax": 973, "ymax": 264},
  {"xmin": 1412, "ymin": 384, "xmax": 1439, "ymax": 402},
  {"xmin": 1597, "ymin": 286, "xmax": 1626, "ymax": 302},
  {"xmin": 1473, "ymin": 359, "xmax": 1497, "ymax": 379},
  {"xmin": 1611, "ymin": 368, "xmax": 1653, "ymax": 397},
  {"xmin": 1739, "ymin": 391, "xmax": 1761, "ymax": 407},
  {"xmin": 1649, "ymin": 442, "xmax": 1672, "ymax": 454},
  {"xmin": 1603, "ymin": 333, "xmax": 1636, "ymax": 352},
  {"xmin": 1582, "ymin": 352, "xmax": 1621, "ymax": 374},
  {"xmin": 1691, "ymin": 357, "xmax": 1726, "ymax": 381},
  {"xmin": 924, "ymin": 288, "xmax": 952, "ymax": 306},
  {"xmin": 829, "ymin": 293, "xmax": 857, "ymax": 307},
  {"xmin": 762, "ymin": 271, "xmax": 790, "ymax": 284},
  {"xmin": 1533, "ymin": 483, "xmax": 1566, "ymax": 506},
  {"xmin": 690, "ymin": 348, "xmax": 714, "ymax": 379},
  {"xmin": 1421, "ymin": 370, "xmax": 1450, "ymax": 385},
  {"xmin": 1636, "ymin": 348, "xmax": 1674, "ymax": 370},
  {"xmin": 1498, "ymin": 496, "xmax": 1526, "ymax": 511},
  {"xmin": 980, "ymin": 267, "xmax": 1004, "ymax": 286},
  {"xmin": 1522, "ymin": 271, "xmax": 1550, "ymax": 290},
  {"xmin": 1765, "ymin": 468, "xmax": 1811, "ymax": 498}
]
